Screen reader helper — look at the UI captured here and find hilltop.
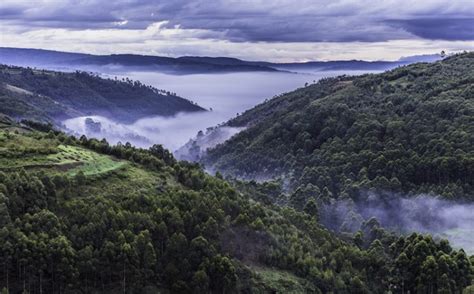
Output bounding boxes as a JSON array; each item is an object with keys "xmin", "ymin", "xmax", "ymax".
[
  {"xmin": 203, "ymin": 52, "xmax": 474, "ymax": 202},
  {"xmin": 0, "ymin": 64, "xmax": 204, "ymax": 124}
]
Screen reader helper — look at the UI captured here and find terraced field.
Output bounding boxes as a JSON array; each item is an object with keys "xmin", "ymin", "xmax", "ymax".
[
  {"xmin": 0, "ymin": 128, "xmax": 126, "ymax": 177},
  {"xmin": 251, "ymin": 267, "xmax": 316, "ymax": 293},
  {"xmin": 50, "ymin": 145, "xmax": 127, "ymax": 176}
]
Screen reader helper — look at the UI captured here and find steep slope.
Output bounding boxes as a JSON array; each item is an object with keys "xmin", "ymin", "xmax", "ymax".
[
  {"xmin": 203, "ymin": 52, "xmax": 474, "ymax": 201},
  {"xmin": 0, "ymin": 64, "xmax": 204, "ymax": 123},
  {"xmin": 0, "ymin": 120, "xmax": 470, "ymax": 293}
]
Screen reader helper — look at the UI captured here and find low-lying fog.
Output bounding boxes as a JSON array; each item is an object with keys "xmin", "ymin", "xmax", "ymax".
[
  {"xmin": 324, "ymin": 192, "xmax": 474, "ymax": 254},
  {"xmin": 366, "ymin": 195, "xmax": 474, "ymax": 254},
  {"xmin": 61, "ymin": 69, "xmax": 473, "ymax": 254},
  {"xmin": 64, "ymin": 70, "xmax": 377, "ymax": 151}
]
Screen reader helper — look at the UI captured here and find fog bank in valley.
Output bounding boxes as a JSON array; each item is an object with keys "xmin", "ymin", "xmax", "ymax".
[
  {"xmin": 64, "ymin": 70, "xmax": 376, "ymax": 152},
  {"xmin": 63, "ymin": 111, "xmax": 234, "ymax": 151},
  {"xmin": 60, "ymin": 68, "xmax": 473, "ymax": 254}
]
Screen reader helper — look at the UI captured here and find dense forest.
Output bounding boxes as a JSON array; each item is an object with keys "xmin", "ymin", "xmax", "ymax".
[
  {"xmin": 0, "ymin": 53, "xmax": 473, "ymax": 293},
  {"xmin": 0, "ymin": 117, "xmax": 471, "ymax": 293},
  {"xmin": 203, "ymin": 52, "xmax": 474, "ymax": 203},
  {"xmin": 0, "ymin": 64, "xmax": 204, "ymax": 124}
]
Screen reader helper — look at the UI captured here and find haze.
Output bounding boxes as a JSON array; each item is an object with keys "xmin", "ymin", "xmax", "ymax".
[
  {"xmin": 64, "ymin": 70, "xmax": 377, "ymax": 151},
  {"xmin": 321, "ymin": 192, "xmax": 474, "ymax": 254}
]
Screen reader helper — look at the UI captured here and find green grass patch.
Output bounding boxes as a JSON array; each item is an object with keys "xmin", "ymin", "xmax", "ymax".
[
  {"xmin": 75, "ymin": 164, "xmax": 168, "ymax": 199},
  {"xmin": 67, "ymin": 154, "xmax": 127, "ymax": 177},
  {"xmin": 464, "ymin": 285, "xmax": 474, "ymax": 294},
  {"xmin": 251, "ymin": 266, "xmax": 316, "ymax": 293},
  {"xmin": 49, "ymin": 145, "xmax": 127, "ymax": 177},
  {"xmin": 0, "ymin": 136, "xmax": 126, "ymax": 177}
]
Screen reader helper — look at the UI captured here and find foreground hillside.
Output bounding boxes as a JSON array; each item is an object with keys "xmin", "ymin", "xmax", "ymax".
[
  {"xmin": 203, "ymin": 53, "xmax": 474, "ymax": 203},
  {"xmin": 0, "ymin": 118, "xmax": 471, "ymax": 293},
  {"xmin": 0, "ymin": 64, "xmax": 204, "ymax": 124}
]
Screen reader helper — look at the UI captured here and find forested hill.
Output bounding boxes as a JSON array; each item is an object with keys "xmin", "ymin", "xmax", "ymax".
[
  {"xmin": 0, "ymin": 64, "xmax": 204, "ymax": 123},
  {"xmin": 0, "ymin": 47, "xmax": 280, "ymax": 74},
  {"xmin": 0, "ymin": 118, "xmax": 472, "ymax": 293},
  {"xmin": 203, "ymin": 52, "xmax": 474, "ymax": 201},
  {"xmin": 0, "ymin": 47, "xmax": 434, "ymax": 75}
]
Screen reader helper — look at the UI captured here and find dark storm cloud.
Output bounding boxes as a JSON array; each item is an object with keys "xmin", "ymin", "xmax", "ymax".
[
  {"xmin": 386, "ymin": 18, "xmax": 474, "ymax": 41},
  {"xmin": 1, "ymin": 0, "xmax": 473, "ymax": 42},
  {"xmin": 0, "ymin": 6, "xmax": 24, "ymax": 17}
]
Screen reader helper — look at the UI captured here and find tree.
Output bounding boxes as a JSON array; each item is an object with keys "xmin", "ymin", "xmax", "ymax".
[
  {"xmin": 303, "ymin": 198, "xmax": 319, "ymax": 220},
  {"xmin": 395, "ymin": 252, "xmax": 410, "ymax": 293},
  {"xmin": 353, "ymin": 231, "xmax": 364, "ymax": 249},
  {"xmin": 438, "ymin": 273, "xmax": 451, "ymax": 294},
  {"xmin": 419, "ymin": 256, "xmax": 438, "ymax": 294},
  {"xmin": 192, "ymin": 270, "xmax": 209, "ymax": 293},
  {"xmin": 134, "ymin": 230, "xmax": 156, "ymax": 282},
  {"xmin": 207, "ymin": 255, "xmax": 237, "ymax": 293},
  {"xmin": 454, "ymin": 250, "xmax": 471, "ymax": 291},
  {"xmin": 74, "ymin": 171, "xmax": 86, "ymax": 186},
  {"xmin": 0, "ymin": 193, "xmax": 11, "ymax": 227}
]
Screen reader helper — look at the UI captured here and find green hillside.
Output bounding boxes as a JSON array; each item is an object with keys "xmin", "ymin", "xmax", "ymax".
[
  {"xmin": 0, "ymin": 64, "xmax": 204, "ymax": 123},
  {"xmin": 203, "ymin": 52, "xmax": 474, "ymax": 201},
  {"xmin": 0, "ymin": 119, "xmax": 471, "ymax": 293}
]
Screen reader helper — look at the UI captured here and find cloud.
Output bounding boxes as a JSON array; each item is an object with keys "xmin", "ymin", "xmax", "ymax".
[
  {"xmin": 1, "ymin": 24, "xmax": 473, "ymax": 62},
  {"xmin": 1, "ymin": 0, "xmax": 473, "ymax": 42},
  {"xmin": 386, "ymin": 18, "xmax": 474, "ymax": 41},
  {"xmin": 0, "ymin": 0, "xmax": 473, "ymax": 61}
]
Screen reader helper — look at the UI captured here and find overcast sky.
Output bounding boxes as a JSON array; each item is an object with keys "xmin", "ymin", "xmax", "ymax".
[{"xmin": 1, "ymin": 0, "xmax": 473, "ymax": 61}]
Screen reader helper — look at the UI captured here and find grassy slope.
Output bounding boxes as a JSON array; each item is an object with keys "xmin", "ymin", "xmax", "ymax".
[
  {"xmin": 251, "ymin": 266, "xmax": 317, "ymax": 293},
  {"xmin": 0, "ymin": 130, "xmax": 126, "ymax": 177}
]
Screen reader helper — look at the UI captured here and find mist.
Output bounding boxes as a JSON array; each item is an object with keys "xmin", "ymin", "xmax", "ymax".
[
  {"xmin": 63, "ymin": 111, "xmax": 234, "ymax": 151},
  {"xmin": 175, "ymin": 126, "xmax": 246, "ymax": 161},
  {"xmin": 361, "ymin": 193, "xmax": 474, "ymax": 253},
  {"xmin": 63, "ymin": 70, "xmax": 378, "ymax": 152},
  {"xmin": 324, "ymin": 192, "xmax": 474, "ymax": 254}
]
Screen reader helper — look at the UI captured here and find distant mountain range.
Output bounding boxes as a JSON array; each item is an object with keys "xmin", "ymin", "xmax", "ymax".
[{"xmin": 0, "ymin": 47, "xmax": 442, "ymax": 74}]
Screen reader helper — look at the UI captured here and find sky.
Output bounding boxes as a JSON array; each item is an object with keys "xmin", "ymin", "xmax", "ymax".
[{"xmin": 0, "ymin": 0, "xmax": 473, "ymax": 62}]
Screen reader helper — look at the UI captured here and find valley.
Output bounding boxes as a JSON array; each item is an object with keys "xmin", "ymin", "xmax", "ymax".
[
  {"xmin": 0, "ymin": 49, "xmax": 472, "ymax": 294},
  {"xmin": 64, "ymin": 70, "xmax": 380, "ymax": 150},
  {"xmin": 1, "ymin": 1, "xmax": 473, "ymax": 293}
]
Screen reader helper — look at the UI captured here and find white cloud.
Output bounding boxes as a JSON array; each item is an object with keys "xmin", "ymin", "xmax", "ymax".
[
  {"xmin": 0, "ymin": 0, "xmax": 473, "ymax": 61},
  {"xmin": 1, "ymin": 21, "xmax": 473, "ymax": 62}
]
